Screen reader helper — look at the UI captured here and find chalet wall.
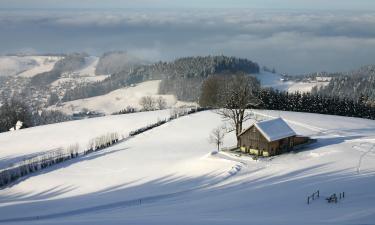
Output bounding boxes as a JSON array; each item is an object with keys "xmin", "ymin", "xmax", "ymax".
[
  {"xmin": 240, "ymin": 126, "xmax": 268, "ymax": 150},
  {"xmin": 239, "ymin": 125, "xmax": 298, "ymax": 156}
]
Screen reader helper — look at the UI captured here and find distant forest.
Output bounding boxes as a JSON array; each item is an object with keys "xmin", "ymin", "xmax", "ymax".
[
  {"xmin": 259, "ymin": 89, "xmax": 375, "ymax": 120},
  {"xmin": 62, "ymin": 55, "xmax": 260, "ymax": 102},
  {"xmin": 313, "ymin": 65, "xmax": 375, "ymax": 101}
]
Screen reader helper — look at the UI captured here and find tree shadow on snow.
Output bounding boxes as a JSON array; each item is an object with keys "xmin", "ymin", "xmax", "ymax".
[
  {"xmin": 0, "ymin": 147, "xmax": 130, "ymax": 190},
  {"xmin": 0, "ymin": 162, "xmax": 374, "ymax": 224}
]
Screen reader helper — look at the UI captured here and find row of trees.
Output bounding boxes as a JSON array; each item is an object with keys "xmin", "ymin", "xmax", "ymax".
[
  {"xmin": 259, "ymin": 89, "xmax": 375, "ymax": 120},
  {"xmin": 0, "ymin": 145, "xmax": 79, "ymax": 187},
  {"xmin": 86, "ymin": 133, "xmax": 120, "ymax": 153},
  {"xmin": 0, "ymin": 131, "xmax": 121, "ymax": 187}
]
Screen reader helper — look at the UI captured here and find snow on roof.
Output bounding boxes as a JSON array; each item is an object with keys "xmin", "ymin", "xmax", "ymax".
[{"xmin": 240, "ymin": 118, "xmax": 296, "ymax": 142}]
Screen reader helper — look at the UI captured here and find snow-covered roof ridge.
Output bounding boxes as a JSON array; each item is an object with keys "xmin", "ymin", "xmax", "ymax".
[
  {"xmin": 255, "ymin": 118, "xmax": 296, "ymax": 142},
  {"xmin": 239, "ymin": 117, "xmax": 296, "ymax": 142}
]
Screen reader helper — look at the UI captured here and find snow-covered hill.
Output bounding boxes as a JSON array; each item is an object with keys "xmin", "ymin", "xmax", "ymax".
[
  {"xmin": 0, "ymin": 110, "xmax": 171, "ymax": 169},
  {"xmin": 17, "ymin": 56, "xmax": 62, "ymax": 78},
  {"xmin": 52, "ymin": 80, "xmax": 197, "ymax": 115},
  {"xmin": 0, "ymin": 56, "xmax": 61, "ymax": 77},
  {"xmin": 0, "ymin": 55, "xmax": 105, "ymax": 79},
  {"xmin": 253, "ymin": 71, "xmax": 329, "ymax": 93},
  {"xmin": 0, "ymin": 110, "xmax": 374, "ymax": 224}
]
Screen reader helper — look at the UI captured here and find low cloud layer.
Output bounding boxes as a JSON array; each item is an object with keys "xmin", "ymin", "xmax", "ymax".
[{"xmin": 1, "ymin": 9, "xmax": 375, "ymax": 74}]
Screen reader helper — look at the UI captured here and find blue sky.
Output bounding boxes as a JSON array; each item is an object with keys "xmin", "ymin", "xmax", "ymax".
[{"xmin": 1, "ymin": 0, "xmax": 375, "ymax": 10}]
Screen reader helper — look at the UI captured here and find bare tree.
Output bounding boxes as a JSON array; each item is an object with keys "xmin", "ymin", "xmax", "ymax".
[
  {"xmin": 139, "ymin": 96, "xmax": 156, "ymax": 111},
  {"xmin": 209, "ymin": 125, "xmax": 226, "ymax": 151},
  {"xmin": 156, "ymin": 96, "xmax": 167, "ymax": 110},
  {"xmin": 216, "ymin": 74, "xmax": 260, "ymax": 146}
]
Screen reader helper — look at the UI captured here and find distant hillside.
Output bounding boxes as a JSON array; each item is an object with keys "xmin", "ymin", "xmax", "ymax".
[
  {"xmin": 315, "ymin": 65, "xmax": 375, "ymax": 101},
  {"xmin": 63, "ymin": 55, "xmax": 259, "ymax": 102},
  {"xmin": 30, "ymin": 53, "xmax": 88, "ymax": 86},
  {"xmin": 95, "ymin": 51, "xmax": 148, "ymax": 75},
  {"xmin": 0, "ymin": 56, "xmax": 39, "ymax": 77}
]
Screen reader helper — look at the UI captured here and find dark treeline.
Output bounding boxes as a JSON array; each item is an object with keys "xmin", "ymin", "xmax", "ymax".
[
  {"xmin": 259, "ymin": 89, "xmax": 375, "ymax": 119},
  {"xmin": 0, "ymin": 98, "xmax": 71, "ymax": 133},
  {"xmin": 199, "ymin": 75, "xmax": 375, "ymax": 120}
]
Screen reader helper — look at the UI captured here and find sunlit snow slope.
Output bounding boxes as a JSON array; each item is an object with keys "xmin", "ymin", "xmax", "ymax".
[
  {"xmin": 0, "ymin": 110, "xmax": 375, "ymax": 225},
  {"xmin": 0, "ymin": 110, "xmax": 171, "ymax": 169},
  {"xmin": 0, "ymin": 56, "xmax": 61, "ymax": 77},
  {"xmin": 51, "ymin": 80, "xmax": 195, "ymax": 115}
]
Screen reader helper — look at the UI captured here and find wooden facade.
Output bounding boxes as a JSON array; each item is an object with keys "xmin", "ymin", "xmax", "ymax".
[{"xmin": 238, "ymin": 125, "xmax": 294, "ymax": 156}]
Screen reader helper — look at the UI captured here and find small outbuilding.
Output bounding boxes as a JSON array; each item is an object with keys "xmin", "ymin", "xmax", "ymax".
[{"xmin": 238, "ymin": 118, "xmax": 309, "ymax": 157}]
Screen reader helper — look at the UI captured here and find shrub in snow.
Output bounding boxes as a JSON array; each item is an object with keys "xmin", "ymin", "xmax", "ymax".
[
  {"xmin": 86, "ymin": 132, "xmax": 119, "ymax": 153},
  {"xmin": 139, "ymin": 96, "xmax": 156, "ymax": 111},
  {"xmin": 156, "ymin": 96, "xmax": 167, "ymax": 110}
]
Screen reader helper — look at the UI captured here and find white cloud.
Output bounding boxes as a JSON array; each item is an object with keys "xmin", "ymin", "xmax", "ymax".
[{"xmin": 1, "ymin": 9, "xmax": 375, "ymax": 74}]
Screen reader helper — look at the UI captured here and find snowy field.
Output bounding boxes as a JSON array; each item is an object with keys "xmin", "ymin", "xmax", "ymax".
[
  {"xmin": 0, "ymin": 110, "xmax": 171, "ymax": 169},
  {"xmin": 52, "ymin": 80, "xmax": 197, "ymax": 115},
  {"xmin": 0, "ymin": 110, "xmax": 375, "ymax": 224},
  {"xmin": 253, "ymin": 71, "xmax": 329, "ymax": 93}
]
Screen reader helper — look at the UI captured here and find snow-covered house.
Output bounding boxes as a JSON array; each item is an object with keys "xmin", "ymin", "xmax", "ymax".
[{"xmin": 238, "ymin": 118, "xmax": 308, "ymax": 157}]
